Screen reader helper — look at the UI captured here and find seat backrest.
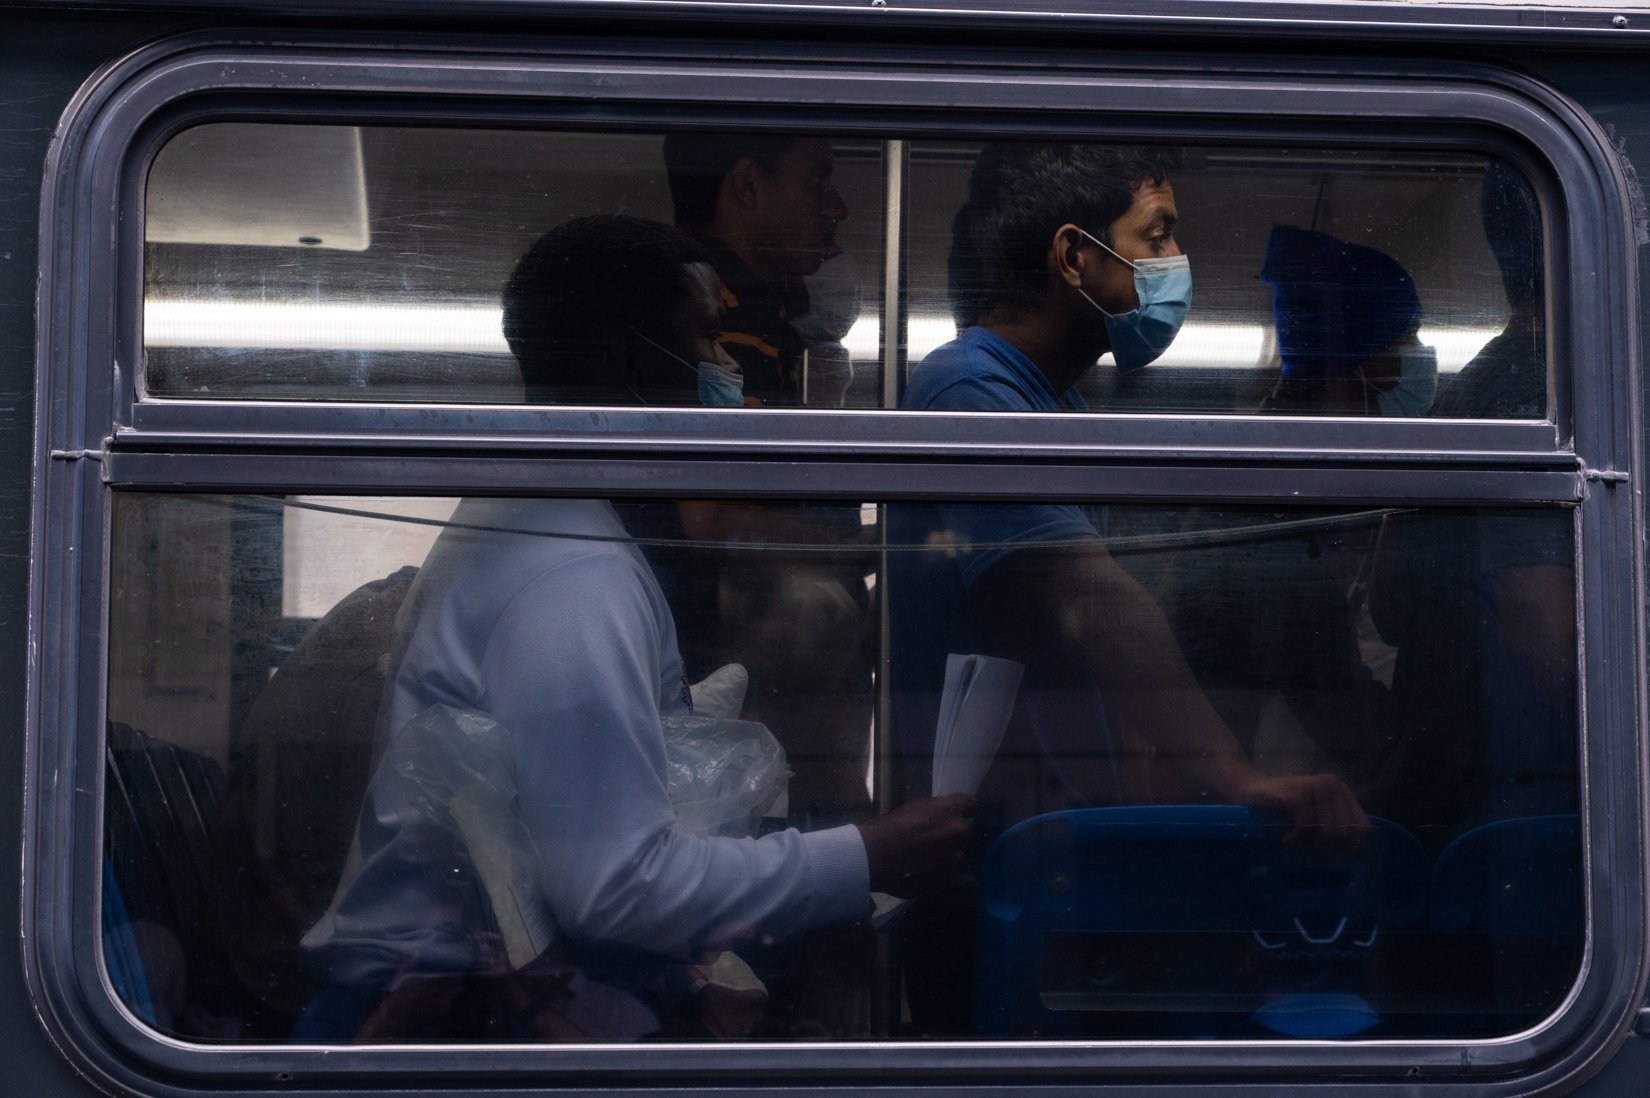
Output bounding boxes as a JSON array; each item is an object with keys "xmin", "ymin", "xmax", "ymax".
[
  {"xmin": 975, "ymin": 805, "xmax": 1428, "ymax": 1038},
  {"xmin": 104, "ymin": 721, "xmax": 232, "ymax": 1033},
  {"xmin": 1424, "ymin": 813, "xmax": 1583, "ymax": 1032},
  {"xmin": 211, "ymin": 565, "xmax": 419, "ymax": 1028},
  {"xmin": 239, "ymin": 566, "xmax": 418, "ymax": 910},
  {"xmin": 1429, "ymin": 813, "xmax": 1582, "ymax": 935},
  {"xmin": 105, "ymin": 568, "xmax": 422, "ymax": 1038}
]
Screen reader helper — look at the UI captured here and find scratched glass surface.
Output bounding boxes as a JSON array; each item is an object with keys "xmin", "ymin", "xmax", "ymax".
[
  {"xmin": 144, "ymin": 127, "xmax": 1543, "ymax": 417},
  {"xmin": 104, "ymin": 493, "xmax": 1578, "ymax": 1042}
]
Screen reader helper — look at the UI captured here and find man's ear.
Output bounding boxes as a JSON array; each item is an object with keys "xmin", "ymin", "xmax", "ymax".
[
  {"xmin": 725, "ymin": 156, "xmax": 766, "ymax": 213},
  {"xmin": 1049, "ymin": 222, "xmax": 1090, "ymax": 290}
]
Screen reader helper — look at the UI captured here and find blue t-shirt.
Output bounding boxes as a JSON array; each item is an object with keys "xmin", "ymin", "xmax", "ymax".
[
  {"xmin": 903, "ymin": 327, "xmax": 1100, "ymax": 587},
  {"xmin": 891, "ymin": 326, "xmax": 1122, "ymax": 821}
]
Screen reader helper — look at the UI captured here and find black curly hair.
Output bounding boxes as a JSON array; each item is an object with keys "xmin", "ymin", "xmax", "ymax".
[
  {"xmin": 948, "ymin": 143, "xmax": 1179, "ymax": 327},
  {"xmin": 502, "ymin": 214, "xmax": 713, "ymax": 402}
]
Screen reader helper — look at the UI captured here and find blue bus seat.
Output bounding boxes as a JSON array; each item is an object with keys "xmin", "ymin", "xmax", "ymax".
[
  {"xmin": 1422, "ymin": 814, "xmax": 1583, "ymax": 1033},
  {"xmin": 975, "ymin": 805, "xmax": 1427, "ymax": 1038},
  {"xmin": 1429, "ymin": 814, "xmax": 1582, "ymax": 935},
  {"xmin": 103, "ymin": 721, "xmax": 232, "ymax": 1033},
  {"xmin": 214, "ymin": 565, "xmax": 419, "ymax": 1033},
  {"xmin": 101, "ymin": 859, "xmax": 159, "ymax": 1028}
]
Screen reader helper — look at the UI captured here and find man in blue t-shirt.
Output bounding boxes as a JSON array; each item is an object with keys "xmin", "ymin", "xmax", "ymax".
[
  {"xmin": 893, "ymin": 144, "xmax": 1365, "ymax": 839},
  {"xmin": 889, "ymin": 142, "xmax": 1368, "ymax": 1033}
]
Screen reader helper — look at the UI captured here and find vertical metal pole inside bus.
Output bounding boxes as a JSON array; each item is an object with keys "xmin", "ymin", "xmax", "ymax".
[{"xmin": 873, "ymin": 137, "xmax": 907, "ymax": 1037}]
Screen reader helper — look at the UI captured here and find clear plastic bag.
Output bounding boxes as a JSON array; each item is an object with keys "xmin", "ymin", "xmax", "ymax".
[
  {"xmin": 660, "ymin": 712, "xmax": 792, "ymax": 839},
  {"xmin": 388, "ymin": 704, "xmax": 555, "ymax": 970}
]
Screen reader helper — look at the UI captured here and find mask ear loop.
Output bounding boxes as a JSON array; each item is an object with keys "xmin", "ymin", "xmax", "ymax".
[
  {"xmin": 624, "ymin": 328, "xmax": 700, "ymax": 405},
  {"xmin": 1070, "ymin": 226, "xmax": 1138, "ymax": 319},
  {"xmin": 628, "ymin": 328, "xmax": 705, "ymax": 406},
  {"xmin": 1074, "ymin": 226, "xmax": 1141, "ymax": 273},
  {"xmin": 1075, "ymin": 287, "xmax": 1113, "ymax": 318},
  {"xmin": 630, "ymin": 329, "xmax": 699, "ymax": 376}
]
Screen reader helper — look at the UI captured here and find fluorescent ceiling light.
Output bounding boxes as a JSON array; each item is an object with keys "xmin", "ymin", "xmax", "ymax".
[
  {"xmin": 146, "ymin": 298, "xmax": 1498, "ymax": 373},
  {"xmin": 146, "ymin": 300, "xmax": 506, "ymax": 354}
]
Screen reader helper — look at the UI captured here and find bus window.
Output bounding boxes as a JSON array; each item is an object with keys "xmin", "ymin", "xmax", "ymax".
[
  {"xmin": 144, "ymin": 126, "xmax": 1543, "ymax": 419},
  {"xmin": 105, "ymin": 492, "xmax": 1579, "ymax": 1042},
  {"xmin": 30, "ymin": 27, "xmax": 1634, "ymax": 1093}
]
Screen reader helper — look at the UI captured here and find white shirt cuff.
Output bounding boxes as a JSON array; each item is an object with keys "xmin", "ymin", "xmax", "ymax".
[{"xmin": 800, "ymin": 823, "xmax": 871, "ymax": 926}]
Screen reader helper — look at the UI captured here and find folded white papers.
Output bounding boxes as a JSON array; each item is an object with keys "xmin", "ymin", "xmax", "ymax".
[
  {"xmin": 932, "ymin": 653, "xmax": 1024, "ymax": 797},
  {"xmin": 868, "ymin": 891, "xmax": 910, "ymax": 930}
]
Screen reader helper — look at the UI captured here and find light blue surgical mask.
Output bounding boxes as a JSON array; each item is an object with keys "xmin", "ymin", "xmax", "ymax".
[
  {"xmin": 1074, "ymin": 227, "xmax": 1193, "ymax": 373},
  {"xmin": 694, "ymin": 360, "xmax": 746, "ymax": 407},
  {"xmin": 634, "ymin": 331, "xmax": 746, "ymax": 407},
  {"xmin": 1375, "ymin": 343, "xmax": 1437, "ymax": 418},
  {"xmin": 794, "ymin": 251, "xmax": 862, "ymax": 345}
]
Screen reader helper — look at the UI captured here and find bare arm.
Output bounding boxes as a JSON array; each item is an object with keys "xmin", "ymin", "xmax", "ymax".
[{"xmin": 981, "ymin": 540, "xmax": 1367, "ymax": 837}]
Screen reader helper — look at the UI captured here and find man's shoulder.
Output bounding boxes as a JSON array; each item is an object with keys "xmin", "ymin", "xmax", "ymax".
[
  {"xmin": 691, "ymin": 233, "xmax": 805, "ymax": 401},
  {"xmin": 430, "ymin": 500, "xmax": 642, "ymax": 590},
  {"xmin": 905, "ymin": 328, "xmax": 1038, "ymax": 412}
]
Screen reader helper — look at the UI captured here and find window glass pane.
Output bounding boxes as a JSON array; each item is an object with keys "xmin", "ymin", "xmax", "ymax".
[
  {"xmin": 904, "ymin": 142, "xmax": 1543, "ymax": 418},
  {"xmin": 144, "ymin": 125, "xmax": 887, "ymax": 406},
  {"xmin": 106, "ymin": 493, "xmax": 1578, "ymax": 1043},
  {"xmin": 145, "ymin": 126, "xmax": 1543, "ymax": 418}
]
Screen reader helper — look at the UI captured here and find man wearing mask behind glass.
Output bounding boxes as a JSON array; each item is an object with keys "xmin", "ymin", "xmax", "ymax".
[
  {"xmin": 1258, "ymin": 224, "xmax": 1437, "ymax": 419},
  {"xmin": 659, "ymin": 134, "xmax": 874, "ymax": 826},
  {"xmin": 662, "ymin": 133, "xmax": 850, "ymax": 406},
  {"xmin": 890, "ymin": 141, "xmax": 1366, "ymax": 1032},
  {"xmin": 301, "ymin": 216, "xmax": 971, "ymax": 1042},
  {"xmin": 895, "ymin": 143, "xmax": 1364, "ymax": 843}
]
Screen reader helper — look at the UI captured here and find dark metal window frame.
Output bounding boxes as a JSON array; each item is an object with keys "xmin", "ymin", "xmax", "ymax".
[{"xmin": 24, "ymin": 26, "xmax": 1647, "ymax": 1097}]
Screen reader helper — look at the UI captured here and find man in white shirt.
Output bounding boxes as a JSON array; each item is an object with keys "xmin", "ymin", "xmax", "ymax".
[{"xmin": 300, "ymin": 215, "xmax": 970, "ymax": 1042}]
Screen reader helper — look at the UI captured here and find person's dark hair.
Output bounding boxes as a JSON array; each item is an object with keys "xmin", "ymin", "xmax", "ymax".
[
  {"xmin": 948, "ymin": 143, "xmax": 1179, "ymax": 327},
  {"xmin": 1480, "ymin": 160, "xmax": 1543, "ymax": 312},
  {"xmin": 662, "ymin": 133, "xmax": 801, "ymax": 227},
  {"xmin": 502, "ymin": 214, "xmax": 713, "ymax": 401}
]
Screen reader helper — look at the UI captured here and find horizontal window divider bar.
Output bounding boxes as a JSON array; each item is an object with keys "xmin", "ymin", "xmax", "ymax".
[
  {"xmin": 100, "ymin": 451, "xmax": 1584, "ymax": 503},
  {"xmin": 114, "ymin": 414, "xmax": 1566, "ymax": 460}
]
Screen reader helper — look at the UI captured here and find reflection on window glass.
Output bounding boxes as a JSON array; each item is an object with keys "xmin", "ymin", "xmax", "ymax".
[
  {"xmin": 105, "ymin": 493, "xmax": 1578, "ymax": 1043},
  {"xmin": 145, "ymin": 126, "xmax": 1544, "ymax": 417},
  {"xmin": 905, "ymin": 143, "xmax": 1542, "ymax": 418},
  {"xmin": 144, "ymin": 125, "xmax": 886, "ymax": 406}
]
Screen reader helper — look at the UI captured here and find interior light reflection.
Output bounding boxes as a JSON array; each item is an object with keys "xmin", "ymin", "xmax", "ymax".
[{"xmin": 145, "ymin": 300, "xmax": 1498, "ymax": 374}]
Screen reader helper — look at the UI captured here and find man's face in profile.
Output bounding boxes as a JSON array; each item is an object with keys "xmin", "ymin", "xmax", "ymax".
[
  {"xmin": 1079, "ymin": 177, "xmax": 1181, "ymax": 317},
  {"xmin": 675, "ymin": 261, "xmax": 736, "ymax": 367},
  {"xmin": 749, "ymin": 138, "xmax": 849, "ymax": 279},
  {"xmin": 630, "ymin": 260, "xmax": 740, "ymax": 403}
]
